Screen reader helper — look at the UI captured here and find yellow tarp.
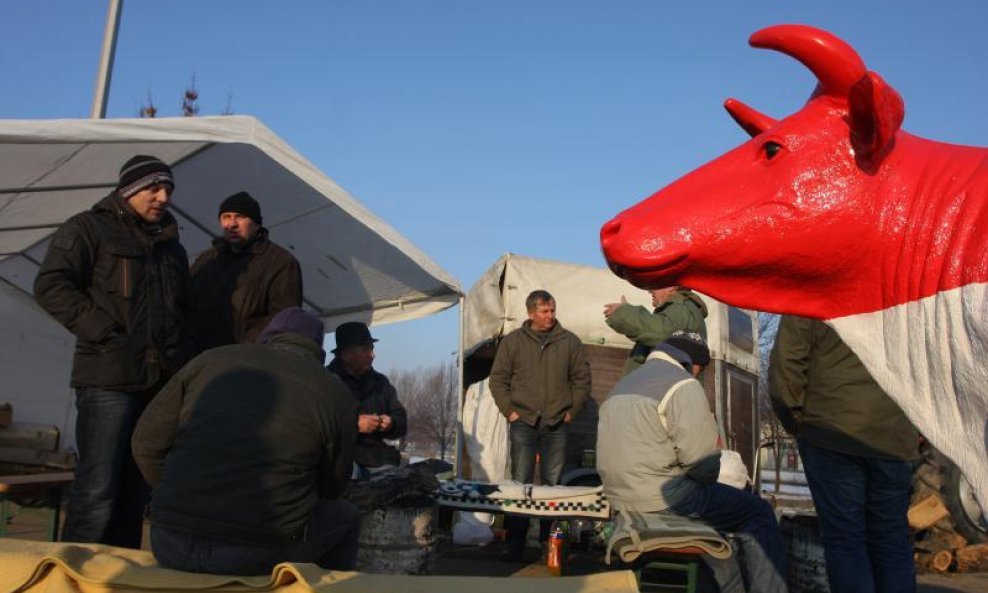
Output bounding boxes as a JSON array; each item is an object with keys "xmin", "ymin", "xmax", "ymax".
[{"xmin": 0, "ymin": 539, "xmax": 640, "ymax": 593}]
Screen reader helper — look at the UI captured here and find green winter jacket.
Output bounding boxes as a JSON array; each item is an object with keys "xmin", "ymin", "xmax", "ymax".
[
  {"xmin": 768, "ymin": 315, "xmax": 919, "ymax": 461},
  {"xmin": 606, "ymin": 289, "xmax": 708, "ymax": 375},
  {"xmin": 488, "ymin": 320, "xmax": 592, "ymax": 427}
]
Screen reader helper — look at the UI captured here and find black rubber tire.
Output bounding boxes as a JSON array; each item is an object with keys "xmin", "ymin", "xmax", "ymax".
[{"xmin": 938, "ymin": 453, "xmax": 988, "ymax": 544}]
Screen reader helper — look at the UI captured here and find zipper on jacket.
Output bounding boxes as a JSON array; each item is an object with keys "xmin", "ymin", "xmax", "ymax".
[{"xmin": 121, "ymin": 258, "xmax": 131, "ymax": 299}]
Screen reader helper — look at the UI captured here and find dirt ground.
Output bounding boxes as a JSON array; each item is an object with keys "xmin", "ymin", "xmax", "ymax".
[{"xmin": 2, "ymin": 502, "xmax": 985, "ymax": 592}]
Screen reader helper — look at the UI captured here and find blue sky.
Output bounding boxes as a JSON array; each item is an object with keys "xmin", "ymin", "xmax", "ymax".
[{"xmin": 3, "ymin": 1, "xmax": 986, "ymax": 373}]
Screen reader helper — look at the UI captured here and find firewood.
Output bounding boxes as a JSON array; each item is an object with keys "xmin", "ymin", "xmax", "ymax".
[
  {"xmin": 931, "ymin": 550, "xmax": 953, "ymax": 573},
  {"xmin": 908, "ymin": 494, "xmax": 950, "ymax": 531},
  {"xmin": 914, "ymin": 530, "xmax": 967, "ymax": 554},
  {"xmin": 954, "ymin": 544, "xmax": 988, "ymax": 573}
]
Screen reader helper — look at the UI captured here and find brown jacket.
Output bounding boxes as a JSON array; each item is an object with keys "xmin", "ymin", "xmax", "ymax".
[
  {"xmin": 190, "ymin": 228, "xmax": 302, "ymax": 350},
  {"xmin": 489, "ymin": 320, "xmax": 591, "ymax": 427}
]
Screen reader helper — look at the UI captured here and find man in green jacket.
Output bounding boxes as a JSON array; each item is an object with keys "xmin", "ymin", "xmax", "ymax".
[
  {"xmin": 489, "ymin": 289, "xmax": 592, "ymax": 562},
  {"xmin": 769, "ymin": 315, "xmax": 919, "ymax": 593},
  {"xmin": 604, "ymin": 286, "xmax": 707, "ymax": 375}
]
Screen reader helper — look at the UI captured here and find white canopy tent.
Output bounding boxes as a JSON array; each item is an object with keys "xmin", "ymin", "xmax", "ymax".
[{"xmin": 0, "ymin": 116, "xmax": 461, "ymax": 446}]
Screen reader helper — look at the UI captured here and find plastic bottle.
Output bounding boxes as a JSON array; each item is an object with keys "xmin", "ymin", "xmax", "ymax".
[{"xmin": 546, "ymin": 520, "xmax": 568, "ymax": 576}]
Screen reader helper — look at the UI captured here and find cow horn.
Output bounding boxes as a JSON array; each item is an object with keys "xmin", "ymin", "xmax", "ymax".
[
  {"xmin": 724, "ymin": 98, "xmax": 778, "ymax": 137},
  {"xmin": 750, "ymin": 24, "xmax": 866, "ymax": 98}
]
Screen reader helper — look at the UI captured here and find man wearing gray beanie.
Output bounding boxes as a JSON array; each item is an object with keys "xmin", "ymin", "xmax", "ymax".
[
  {"xmin": 190, "ymin": 190, "xmax": 303, "ymax": 350},
  {"xmin": 33, "ymin": 154, "xmax": 194, "ymax": 548}
]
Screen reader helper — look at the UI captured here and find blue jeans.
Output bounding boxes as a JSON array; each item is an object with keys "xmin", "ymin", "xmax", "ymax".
[
  {"xmin": 799, "ymin": 440, "xmax": 916, "ymax": 593},
  {"xmin": 663, "ymin": 481, "xmax": 788, "ymax": 593},
  {"xmin": 151, "ymin": 499, "xmax": 359, "ymax": 575},
  {"xmin": 61, "ymin": 388, "xmax": 152, "ymax": 548},
  {"xmin": 505, "ymin": 419, "xmax": 568, "ymax": 552}
]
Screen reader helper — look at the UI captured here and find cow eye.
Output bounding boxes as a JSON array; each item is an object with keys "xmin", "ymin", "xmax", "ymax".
[{"xmin": 762, "ymin": 141, "xmax": 783, "ymax": 160}]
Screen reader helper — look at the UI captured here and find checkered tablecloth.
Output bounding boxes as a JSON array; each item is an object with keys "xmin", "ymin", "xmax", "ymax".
[{"xmin": 436, "ymin": 479, "xmax": 611, "ymax": 519}]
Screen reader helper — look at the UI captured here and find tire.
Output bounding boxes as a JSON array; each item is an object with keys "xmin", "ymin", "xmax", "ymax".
[{"xmin": 939, "ymin": 454, "xmax": 988, "ymax": 544}]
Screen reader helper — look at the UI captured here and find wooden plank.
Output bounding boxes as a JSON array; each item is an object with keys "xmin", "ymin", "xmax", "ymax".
[
  {"xmin": 0, "ymin": 471, "xmax": 74, "ymax": 494},
  {"xmin": 0, "ymin": 422, "xmax": 59, "ymax": 451},
  {"xmin": 908, "ymin": 494, "xmax": 950, "ymax": 531},
  {"xmin": 0, "ymin": 446, "xmax": 75, "ymax": 468}
]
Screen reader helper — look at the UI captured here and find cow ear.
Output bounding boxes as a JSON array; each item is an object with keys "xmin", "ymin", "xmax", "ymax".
[
  {"xmin": 848, "ymin": 71, "xmax": 904, "ymax": 166},
  {"xmin": 724, "ymin": 98, "xmax": 778, "ymax": 138}
]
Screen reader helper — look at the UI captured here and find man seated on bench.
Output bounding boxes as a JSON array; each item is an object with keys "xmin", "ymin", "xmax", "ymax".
[
  {"xmin": 131, "ymin": 308, "xmax": 359, "ymax": 575},
  {"xmin": 596, "ymin": 332, "xmax": 787, "ymax": 593}
]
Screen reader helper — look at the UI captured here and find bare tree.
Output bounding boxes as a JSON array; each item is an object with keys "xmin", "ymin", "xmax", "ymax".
[
  {"xmin": 138, "ymin": 89, "xmax": 157, "ymax": 118},
  {"xmin": 402, "ymin": 360, "xmax": 458, "ymax": 461},
  {"xmin": 182, "ymin": 75, "xmax": 200, "ymax": 117}
]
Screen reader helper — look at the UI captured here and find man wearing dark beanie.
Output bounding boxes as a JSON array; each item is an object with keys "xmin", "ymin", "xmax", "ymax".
[
  {"xmin": 190, "ymin": 190, "xmax": 303, "ymax": 349},
  {"xmin": 133, "ymin": 307, "xmax": 360, "ymax": 575},
  {"xmin": 33, "ymin": 154, "xmax": 194, "ymax": 548}
]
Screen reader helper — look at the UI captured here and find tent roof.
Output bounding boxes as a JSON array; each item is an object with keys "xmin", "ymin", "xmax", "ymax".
[{"xmin": 0, "ymin": 116, "xmax": 461, "ymax": 329}]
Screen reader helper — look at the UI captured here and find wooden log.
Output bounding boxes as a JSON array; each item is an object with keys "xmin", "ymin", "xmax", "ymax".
[
  {"xmin": 908, "ymin": 494, "xmax": 950, "ymax": 531},
  {"xmin": 954, "ymin": 543, "xmax": 988, "ymax": 573},
  {"xmin": 914, "ymin": 530, "xmax": 967, "ymax": 554},
  {"xmin": 931, "ymin": 550, "xmax": 953, "ymax": 573}
]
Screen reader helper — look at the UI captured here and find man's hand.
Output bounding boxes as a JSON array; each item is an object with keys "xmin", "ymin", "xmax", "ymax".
[
  {"xmin": 563, "ymin": 412, "xmax": 573, "ymax": 423},
  {"xmin": 358, "ymin": 414, "xmax": 381, "ymax": 434},
  {"xmin": 603, "ymin": 296, "xmax": 628, "ymax": 318},
  {"xmin": 507, "ymin": 411, "xmax": 520, "ymax": 423},
  {"xmin": 378, "ymin": 414, "xmax": 393, "ymax": 432}
]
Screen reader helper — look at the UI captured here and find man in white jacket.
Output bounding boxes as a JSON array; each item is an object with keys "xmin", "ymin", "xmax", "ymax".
[{"xmin": 597, "ymin": 332, "xmax": 786, "ymax": 593}]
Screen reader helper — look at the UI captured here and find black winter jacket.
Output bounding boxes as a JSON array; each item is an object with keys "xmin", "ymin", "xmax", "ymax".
[
  {"xmin": 132, "ymin": 334, "xmax": 358, "ymax": 546},
  {"xmin": 190, "ymin": 228, "xmax": 302, "ymax": 350},
  {"xmin": 34, "ymin": 193, "xmax": 194, "ymax": 391},
  {"xmin": 326, "ymin": 358, "xmax": 407, "ymax": 468}
]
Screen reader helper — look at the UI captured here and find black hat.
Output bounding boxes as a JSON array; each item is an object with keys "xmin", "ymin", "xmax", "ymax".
[
  {"xmin": 117, "ymin": 155, "xmax": 174, "ymax": 198},
  {"xmin": 218, "ymin": 191, "xmax": 263, "ymax": 225},
  {"xmin": 258, "ymin": 307, "xmax": 325, "ymax": 346},
  {"xmin": 332, "ymin": 321, "xmax": 378, "ymax": 353},
  {"xmin": 664, "ymin": 331, "xmax": 711, "ymax": 367}
]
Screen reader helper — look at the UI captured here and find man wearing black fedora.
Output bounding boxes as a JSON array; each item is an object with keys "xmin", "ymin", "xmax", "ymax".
[{"xmin": 326, "ymin": 321, "xmax": 407, "ymax": 478}]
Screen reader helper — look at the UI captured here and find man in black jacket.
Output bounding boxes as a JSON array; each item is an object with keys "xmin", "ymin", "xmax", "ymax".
[
  {"xmin": 133, "ymin": 307, "xmax": 359, "ymax": 575},
  {"xmin": 33, "ymin": 155, "xmax": 194, "ymax": 548},
  {"xmin": 190, "ymin": 191, "xmax": 303, "ymax": 349},
  {"xmin": 326, "ymin": 322, "xmax": 407, "ymax": 478}
]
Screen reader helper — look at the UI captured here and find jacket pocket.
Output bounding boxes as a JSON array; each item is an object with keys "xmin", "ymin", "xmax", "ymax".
[{"xmin": 102, "ymin": 242, "xmax": 144, "ymax": 300}]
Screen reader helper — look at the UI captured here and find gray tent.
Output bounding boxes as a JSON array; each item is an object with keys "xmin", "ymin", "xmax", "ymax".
[{"xmin": 0, "ymin": 116, "xmax": 461, "ymax": 446}]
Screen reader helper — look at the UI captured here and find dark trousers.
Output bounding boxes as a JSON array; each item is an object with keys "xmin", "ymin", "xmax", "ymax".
[
  {"xmin": 663, "ymin": 481, "xmax": 788, "ymax": 593},
  {"xmin": 799, "ymin": 440, "xmax": 916, "ymax": 593},
  {"xmin": 61, "ymin": 388, "xmax": 151, "ymax": 548},
  {"xmin": 151, "ymin": 499, "xmax": 360, "ymax": 575},
  {"xmin": 504, "ymin": 420, "xmax": 568, "ymax": 553}
]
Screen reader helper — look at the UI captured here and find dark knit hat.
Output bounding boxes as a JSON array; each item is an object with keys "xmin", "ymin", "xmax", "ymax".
[
  {"xmin": 258, "ymin": 307, "xmax": 325, "ymax": 346},
  {"xmin": 332, "ymin": 321, "xmax": 378, "ymax": 353},
  {"xmin": 117, "ymin": 155, "xmax": 174, "ymax": 198},
  {"xmin": 218, "ymin": 191, "xmax": 263, "ymax": 225},
  {"xmin": 663, "ymin": 331, "xmax": 711, "ymax": 367}
]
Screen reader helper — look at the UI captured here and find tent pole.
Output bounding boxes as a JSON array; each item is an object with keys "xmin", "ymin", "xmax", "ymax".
[
  {"xmin": 91, "ymin": 0, "xmax": 124, "ymax": 119},
  {"xmin": 455, "ymin": 294, "xmax": 465, "ymax": 479}
]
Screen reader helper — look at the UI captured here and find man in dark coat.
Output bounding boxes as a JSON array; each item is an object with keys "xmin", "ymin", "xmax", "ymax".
[
  {"xmin": 33, "ymin": 155, "xmax": 194, "ymax": 548},
  {"xmin": 326, "ymin": 321, "xmax": 407, "ymax": 478},
  {"xmin": 190, "ymin": 191, "xmax": 302, "ymax": 349},
  {"xmin": 132, "ymin": 307, "xmax": 359, "ymax": 575}
]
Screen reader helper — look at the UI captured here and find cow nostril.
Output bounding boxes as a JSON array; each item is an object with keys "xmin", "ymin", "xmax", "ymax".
[{"xmin": 601, "ymin": 218, "xmax": 622, "ymax": 240}]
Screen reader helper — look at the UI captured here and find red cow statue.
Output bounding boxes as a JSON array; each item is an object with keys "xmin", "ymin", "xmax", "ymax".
[{"xmin": 601, "ymin": 25, "xmax": 987, "ymax": 515}]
